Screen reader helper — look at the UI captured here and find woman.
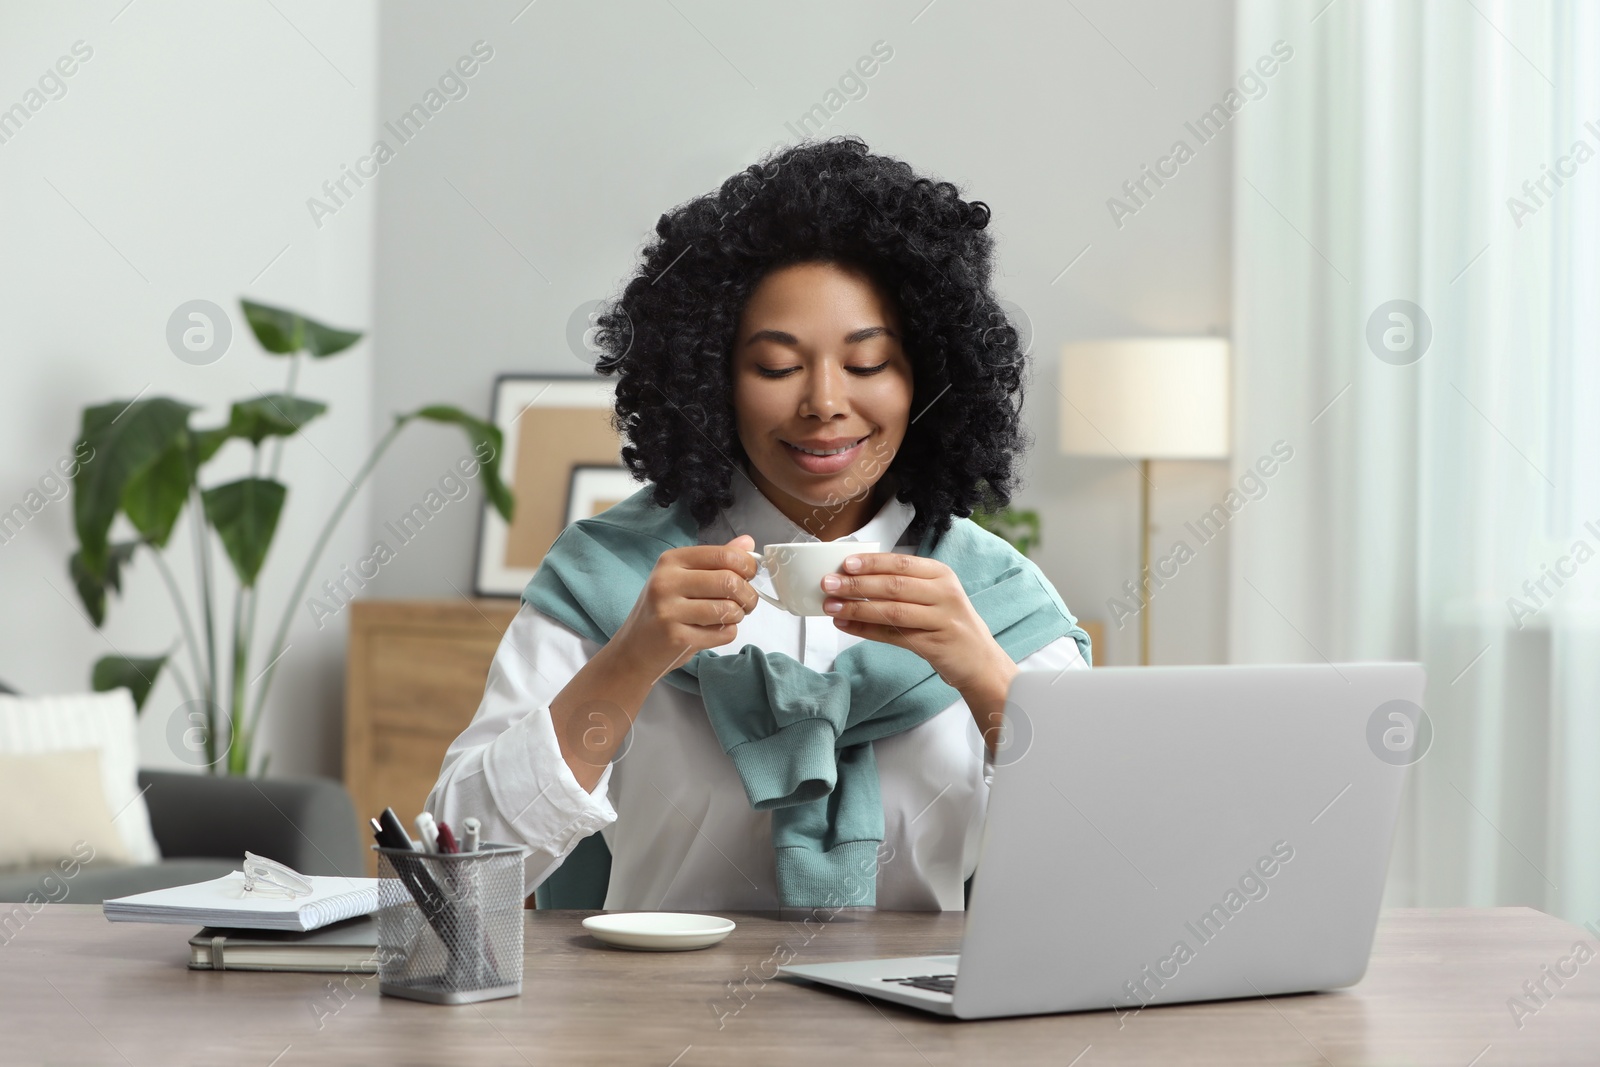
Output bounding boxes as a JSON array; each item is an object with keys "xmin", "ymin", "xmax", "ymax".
[{"xmin": 428, "ymin": 137, "xmax": 1091, "ymax": 912}]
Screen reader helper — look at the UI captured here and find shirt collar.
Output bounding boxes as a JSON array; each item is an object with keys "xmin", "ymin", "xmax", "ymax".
[{"xmin": 715, "ymin": 470, "xmax": 918, "ymax": 551}]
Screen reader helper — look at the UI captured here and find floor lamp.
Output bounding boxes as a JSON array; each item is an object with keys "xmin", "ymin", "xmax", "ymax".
[{"xmin": 1059, "ymin": 338, "xmax": 1230, "ymax": 666}]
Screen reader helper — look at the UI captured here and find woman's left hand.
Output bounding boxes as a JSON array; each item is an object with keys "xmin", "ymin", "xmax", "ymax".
[{"xmin": 821, "ymin": 552, "xmax": 1018, "ymax": 715}]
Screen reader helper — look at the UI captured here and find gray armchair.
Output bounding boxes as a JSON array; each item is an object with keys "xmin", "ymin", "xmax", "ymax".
[{"xmin": 0, "ymin": 769, "xmax": 364, "ymax": 905}]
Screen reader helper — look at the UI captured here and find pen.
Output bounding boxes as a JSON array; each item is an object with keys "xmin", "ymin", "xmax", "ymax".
[
  {"xmin": 374, "ymin": 808, "xmax": 448, "ymax": 918},
  {"xmin": 374, "ymin": 808, "xmax": 480, "ymax": 983},
  {"xmin": 449, "ymin": 818, "xmax": 494, "ymax": 981},
  {"xmin": 436, "ymin": 821, "xmax": 459, "ymax": 855}
]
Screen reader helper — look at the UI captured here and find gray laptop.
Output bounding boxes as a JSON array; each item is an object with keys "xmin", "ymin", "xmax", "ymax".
[{"xmin": 779, "ymin": 663, "xmax": 1425, "ymax": 1020}]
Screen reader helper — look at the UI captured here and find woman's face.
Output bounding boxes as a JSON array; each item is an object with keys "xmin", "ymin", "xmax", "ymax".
[{"xmin": 731, "ymin": 260, "xmax": 914, "ymax": 536}]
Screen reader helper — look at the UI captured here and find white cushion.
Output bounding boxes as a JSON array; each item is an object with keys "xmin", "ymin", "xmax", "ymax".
[
  {"xmin": 0, "ymin": 689, "xmax": 161, "ymax": 864},
  {"xmin": 0, "ymin": 748, "xmax": 134, "ymax": 870}
]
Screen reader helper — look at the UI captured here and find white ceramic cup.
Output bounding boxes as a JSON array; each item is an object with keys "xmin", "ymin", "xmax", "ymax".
[{"xmin": 744, "ymin": 540, "xmax": 879, "ymax": 617}]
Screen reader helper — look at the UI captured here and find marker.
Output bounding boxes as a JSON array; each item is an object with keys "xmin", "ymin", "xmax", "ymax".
[
  {"xmin": 414, "ymin": 811, "xmax": 439, "ymax": 853},
  {"xmin": 462, "ymin": 817, "xmax": 481, "ymax": 853},
  {"xmin": 436, "ymin": 821, "xmax": 459, "ymax": 855},
  {"xmin": 377, "ymin": 807, "xmax": 417, "ymax": 852}
]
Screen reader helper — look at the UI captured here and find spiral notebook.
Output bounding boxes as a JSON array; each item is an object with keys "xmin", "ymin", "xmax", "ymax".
[{"xmin": 103, "ymin": 871, "xmax": 380, "ymax": 932}]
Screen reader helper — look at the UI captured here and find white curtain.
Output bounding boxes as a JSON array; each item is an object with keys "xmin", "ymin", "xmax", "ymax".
[{"xmin": 1231, "ymin": 0, "xmax": 1600, "ymax": 923}]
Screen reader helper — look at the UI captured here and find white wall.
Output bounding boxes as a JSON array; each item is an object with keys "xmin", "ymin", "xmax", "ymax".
[
  {"xmin": 0, "ymin": 0, "xmax": 1238, "ymax": 778},
  {"xmin": 365, "ymin": 0, "xmax": 1237, "ymax": 668},
  {"xmin": 0, "ymin": 1, "xmax": 377, "ymax": 776}
]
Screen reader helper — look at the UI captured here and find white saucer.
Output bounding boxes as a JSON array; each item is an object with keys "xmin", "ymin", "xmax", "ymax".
[{"xmin": 581, "ymin": 912, "xmax": 736, "ymax": 951}]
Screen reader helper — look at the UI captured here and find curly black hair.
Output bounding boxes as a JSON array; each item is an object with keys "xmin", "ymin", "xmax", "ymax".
[{"xmin": 589, "ymin": 135, "xmax": 1031, "ymax": 548}]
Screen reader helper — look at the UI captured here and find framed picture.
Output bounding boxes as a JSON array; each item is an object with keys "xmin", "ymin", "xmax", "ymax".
[
  {"xmin": 473, "ymin": 374, "xmax": 642, "ymax": 597},
  {"xmin": 565, "ymin": 465, "xmax": 639, "ymax": 525}
]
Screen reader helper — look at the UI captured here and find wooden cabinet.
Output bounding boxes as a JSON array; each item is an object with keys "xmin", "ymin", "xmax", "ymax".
[{"xmin": 344, "ymin": 599, "xmax": 519, "ymax": 875}]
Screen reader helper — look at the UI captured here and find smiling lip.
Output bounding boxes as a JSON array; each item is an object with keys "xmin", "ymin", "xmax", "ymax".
[{"xmin": 782, "ymin": 434, "xmax": 868, "ymax": 475}]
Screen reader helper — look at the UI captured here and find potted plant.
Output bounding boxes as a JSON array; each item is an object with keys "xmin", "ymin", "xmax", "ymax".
[{"xmin": 69, "ymin": 298, "xmax": 513, "ymax": 776}]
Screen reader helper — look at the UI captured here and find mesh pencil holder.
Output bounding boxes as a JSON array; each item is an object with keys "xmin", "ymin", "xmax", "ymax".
[{"xmin": 373, "ymin": 842, "xmax": 527, "ymax": 1005}]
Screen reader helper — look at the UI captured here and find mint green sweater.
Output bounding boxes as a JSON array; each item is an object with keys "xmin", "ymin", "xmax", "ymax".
[{"xmin": 524, "ymin": 485, "xmax": 1091, "ymax": 908}]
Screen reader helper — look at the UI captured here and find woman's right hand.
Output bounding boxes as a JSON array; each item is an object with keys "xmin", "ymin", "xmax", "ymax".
[{"xmin": 612, "ymin": 534, "xmax": 761, "ymax": 677}]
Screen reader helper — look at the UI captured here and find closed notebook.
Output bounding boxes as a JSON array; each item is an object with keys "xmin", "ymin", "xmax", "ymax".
[
  {"xmin": 188, "ymin": 915, "xmax": 382, "ymax": 973},
  {"xmin": 104, "ymin": 870, "xmax": 379, "ymax": 932}
]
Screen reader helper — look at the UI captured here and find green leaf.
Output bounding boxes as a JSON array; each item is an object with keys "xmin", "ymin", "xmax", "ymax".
[
  {"xmin": 70, "ymin": 541, "xmax": 140, "ymax": 627},
  {"xmin": 302, "ymin": 319, "xmax": 362, "ymax": 358},
  {"xmin": 225, "ymin": 394, "xmax": 328, "ymax": 445},
  {"xmin": 241, "ymin": 299, "xmax": 362, "ymax": 358},
  {"xmin": 122, "ymin": 443, "xmax": 193, "ymax": 547},
  {"xmin": 91, "ymin": 654, "xmax": 167, "ymax": 712},
  {"xmin": 73, "ymin": 398, "xmax": 195, "ymax": 577},
  {"xmin": 201, "ymin": 478, "xmax": 287, "ymax": 587},
  {"xmin": 400, "ymin": 405, "xmax": 514, "ymax": 522},
  {"xmin": 195, "ymin": 426, "xmax": 232, "ymax": 464},
  {"xmin": 240, "ymin": 299, "xmax": 302, "ymax": 353},
  {"xmin": 193, "ymin": 394, "xmax": 329, "ymax": 467}
]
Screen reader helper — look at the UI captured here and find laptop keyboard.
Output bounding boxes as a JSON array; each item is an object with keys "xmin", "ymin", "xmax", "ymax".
[{"xmin": 882, "ymin": 973, "xmax": 956, "ymax": 995}]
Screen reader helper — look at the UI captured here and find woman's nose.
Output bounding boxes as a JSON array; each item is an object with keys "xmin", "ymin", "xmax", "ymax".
[{"xmin": 799, "ymin": 361, "xmax": 847, "ymax": 418}]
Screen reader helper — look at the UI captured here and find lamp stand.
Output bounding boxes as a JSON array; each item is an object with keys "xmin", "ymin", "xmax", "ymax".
[{"xmin": 1139, "ymin": 458, "xmax": 1151, "ymax": 667}]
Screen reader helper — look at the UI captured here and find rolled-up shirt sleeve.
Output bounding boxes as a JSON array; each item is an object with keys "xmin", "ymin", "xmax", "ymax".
[{"xmin": 425, "ymin": 601, "xmax": 618, "ymax": 891}]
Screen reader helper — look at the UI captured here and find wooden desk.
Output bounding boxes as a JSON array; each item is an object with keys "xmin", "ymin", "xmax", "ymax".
[{"xmin": 3, "ymin": 906, "xmax": 1596, "ymax": 1065}]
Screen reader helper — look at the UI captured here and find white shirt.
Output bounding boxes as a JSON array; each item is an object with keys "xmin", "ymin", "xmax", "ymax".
[{"xmin": 426, "ymin": 475, "xmax": 1087, "ymax": 911}]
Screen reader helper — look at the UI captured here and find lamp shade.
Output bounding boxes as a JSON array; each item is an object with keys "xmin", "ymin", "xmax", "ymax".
[{"xmin": 1059, "ymin": 337, "xmax": 1230, "ymax": 459}]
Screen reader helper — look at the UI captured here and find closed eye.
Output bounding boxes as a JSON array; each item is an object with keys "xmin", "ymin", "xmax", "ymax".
[{"xmin": 754, "ymin": 362, "xmax": 891, "ymax": 379}]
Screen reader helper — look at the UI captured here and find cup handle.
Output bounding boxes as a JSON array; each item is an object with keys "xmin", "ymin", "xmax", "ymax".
[{"xmin": 744, "ymin": 551, "xmax": 784, "ymax": 609}]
